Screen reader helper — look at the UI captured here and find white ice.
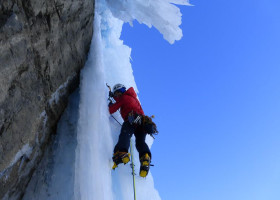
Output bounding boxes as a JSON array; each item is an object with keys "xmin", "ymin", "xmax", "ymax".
[{"xmin": 106, "ymin": 0, "xmax": 190, "ymax": 44}]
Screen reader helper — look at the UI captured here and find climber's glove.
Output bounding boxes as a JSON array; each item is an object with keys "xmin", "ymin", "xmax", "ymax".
[{"xmin": 109, "ymin": 91, "xmax": 114, "ymax": 98}]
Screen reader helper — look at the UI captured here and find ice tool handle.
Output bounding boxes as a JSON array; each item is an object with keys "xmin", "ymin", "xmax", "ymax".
[
  {"xmin": 106, "ymin": 83, "xmax": 122, "ymax": 126},
  {"xmin": 106, "ymin": 83, "xmax": 114, "ymax": 103}
]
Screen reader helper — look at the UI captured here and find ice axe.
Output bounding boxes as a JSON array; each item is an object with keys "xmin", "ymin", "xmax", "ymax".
[
  {"xmin": 106, "ymin": 83, "xmax": 111, "ymax": 92},
  {"xmin": 106, "ymin": 83, "xmax": 122, "ymax": 126},
  {"xmin": 106, "ymin": 83, "xmax": 115, "ymax": 102}
]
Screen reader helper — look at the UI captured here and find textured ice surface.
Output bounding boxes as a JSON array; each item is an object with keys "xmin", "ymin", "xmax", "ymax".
[{"xmin": 106, "ymin": 0, "xmax": 190, "ymax": 44}]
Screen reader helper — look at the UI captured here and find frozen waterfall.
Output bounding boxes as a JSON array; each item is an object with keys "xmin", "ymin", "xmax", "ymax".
[{"xmin": 23, "ymin": 0, "xmax": 188, "ymax": 199}]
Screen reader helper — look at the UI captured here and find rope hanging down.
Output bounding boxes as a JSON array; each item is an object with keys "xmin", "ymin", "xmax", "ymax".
[{"xmin": 130, "ymin": 139, "xmax": 137, "ymax": 200}]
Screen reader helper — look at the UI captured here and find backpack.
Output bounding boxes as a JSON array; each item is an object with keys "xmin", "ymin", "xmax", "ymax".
[
  {"xmin": 142, "ymin": 115, "xmax": 159, "ymax": 139},
  {"xmin": 128, "ymin": 111, "xmax": 158, "ymax": 138}
]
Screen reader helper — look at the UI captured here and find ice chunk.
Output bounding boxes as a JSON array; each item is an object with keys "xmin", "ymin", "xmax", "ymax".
[{"xmin": 106, "ymin": 0, "xmax": 190, "ymax": 43}]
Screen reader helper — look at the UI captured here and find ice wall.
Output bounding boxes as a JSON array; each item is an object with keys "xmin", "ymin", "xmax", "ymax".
[
  {"xmin": 74, "ymin": 0, "xmax": 188, "ymax": 199},
  {"xmin": 74, "ymin": 1, "xmax": 160, "ymax": 199}
]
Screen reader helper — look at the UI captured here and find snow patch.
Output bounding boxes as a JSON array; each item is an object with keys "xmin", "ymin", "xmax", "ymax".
[
  {"xmin": 49, "ymin": 75, "xmax": 75, "ymax": 105},
  {"xmin": 0, "ymin": 144, "xmax": 32, "ymax": 181},
  {"xmin": 36, "ymin": 111, "xmax": 48, "ymax": 144},
  {"xmin": 11, "ymin": 144, "xmax": 33, "ymax": 167},
  {"xmin": 39, "ymin": 111, "xmax": 48, "ymax": 127}
]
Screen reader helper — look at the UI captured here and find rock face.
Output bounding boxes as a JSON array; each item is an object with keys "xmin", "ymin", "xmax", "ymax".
[{"xmin": 0, "ymin": 0, "xmax": 94, "ymax": 199}]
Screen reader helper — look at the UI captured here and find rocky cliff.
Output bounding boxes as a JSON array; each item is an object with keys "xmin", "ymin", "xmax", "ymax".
[{"xmin": 0, "ymin": 0, "xmax": 94, "ymax": 199}]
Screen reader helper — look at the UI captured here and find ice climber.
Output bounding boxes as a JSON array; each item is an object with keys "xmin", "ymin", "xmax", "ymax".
[{"xmin": 108, "ymin": 83, "xmax": 158, "ymax": 177}]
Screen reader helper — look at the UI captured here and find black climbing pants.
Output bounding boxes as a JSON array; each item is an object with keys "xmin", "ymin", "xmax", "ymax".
[{"xmin": 114, "ymin": 121, "xmax": 151, "ymax": 159}]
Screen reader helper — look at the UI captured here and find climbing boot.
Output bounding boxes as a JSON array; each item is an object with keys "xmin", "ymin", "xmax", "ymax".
[
  {"xmin": 139, "ymin": 153, "xmax": 151, "ymax": 177},
  {"xmin": 112, "ymin": 151, "xmax": 130, "ymax": 170}
]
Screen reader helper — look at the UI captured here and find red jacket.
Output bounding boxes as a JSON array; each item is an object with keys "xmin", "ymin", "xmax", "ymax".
[{"xmin": 109, "ymin": 87, "xmax": 144, "ymax": 121}]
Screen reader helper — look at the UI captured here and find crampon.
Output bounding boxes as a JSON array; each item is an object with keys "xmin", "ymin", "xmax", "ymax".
[
  {"xmin": 112, "ymin": 151, "xmax": 131, "ymax": 170},
  {"xmin": 139, "ymin": 153, "xmax": 151, "ymax": 177}
]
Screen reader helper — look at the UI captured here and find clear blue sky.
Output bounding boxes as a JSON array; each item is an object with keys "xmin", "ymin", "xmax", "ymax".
[{"xmin": 121, "ymin": 1, "xmax": 280, "ymax": 199}]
